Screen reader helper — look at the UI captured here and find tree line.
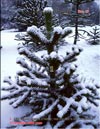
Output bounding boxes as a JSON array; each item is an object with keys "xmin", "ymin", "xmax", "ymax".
[{"xmin": 1, "ymin": 0, "xmax": 100, "ymax": 30}]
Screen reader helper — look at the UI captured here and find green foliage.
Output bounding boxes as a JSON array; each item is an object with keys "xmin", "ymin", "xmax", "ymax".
[{"xmin": 43, "ymin": 7, "xmax": 53, "ymax": 39}]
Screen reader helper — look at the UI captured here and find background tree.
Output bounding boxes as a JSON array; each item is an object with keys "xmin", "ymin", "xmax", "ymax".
[
  {"xmin": 79, "ymin": 26, "xmax": 100, "ymax": 44},
  {"xmin": 1, "ymin": 0, "xmax": 17, "ymax": 30},
  {"xmin": 47, "ymin": 0, "xmax": 99, "ymax": 28},
  {"xmin": 64, "ymin": 0, "xmax": 95, "ymax": 44},
  {"xmin": 1, "ymin": 0, "xmax": 99, "ymax": 30},
  {"xmin": 14, "ymin": 0, "xmax": 47, "ymax": 31}
]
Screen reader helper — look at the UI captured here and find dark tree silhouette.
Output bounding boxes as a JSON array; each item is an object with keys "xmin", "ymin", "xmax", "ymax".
[
  {"xmin": 64, "ymin": 0, "xmax": 94, "ymax": 44},
  {"xmin": 14, "ymin": 0, "xmax": 47, "ymax": 31}
]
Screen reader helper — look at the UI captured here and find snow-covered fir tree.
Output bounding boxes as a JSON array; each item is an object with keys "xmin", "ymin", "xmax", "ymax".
[
  {"xmin": 1, "ymin": 7, "xmax": 100, "ymax": 128},
  {"xmin": 14, "ymin": 0, "xmax": 47, "ymax": 31}
]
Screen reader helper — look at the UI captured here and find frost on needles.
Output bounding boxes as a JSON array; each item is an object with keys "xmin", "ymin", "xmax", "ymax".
[{"xmin": 1, "ymin": 7, "xmax": 100, "ymax": 129}]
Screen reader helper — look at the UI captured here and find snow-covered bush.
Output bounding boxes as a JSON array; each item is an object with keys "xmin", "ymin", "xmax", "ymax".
[{"xmin": 1, "ymin": 7, "xmax": 100, "ymax": 129}]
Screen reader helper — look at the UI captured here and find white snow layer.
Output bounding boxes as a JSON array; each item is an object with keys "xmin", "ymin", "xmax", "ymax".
[{"xmin": 43, "ymin": 7, "xmax": 53, "ymax": 14}]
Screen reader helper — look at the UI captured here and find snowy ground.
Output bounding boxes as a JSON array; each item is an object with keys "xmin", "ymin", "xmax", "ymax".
[{"xmin": 1, "ymin": 26, "xmax": 100, "ymax": 129}]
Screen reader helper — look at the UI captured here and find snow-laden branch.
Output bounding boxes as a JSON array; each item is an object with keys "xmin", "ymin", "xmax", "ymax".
[
  {"xmin": 12, "ymin": 90, "xmax": 30, "ymax": 108},
  {"xmin": 17, "ymin": 66, "xmax": 48, "ymax": 80},
  {"xmin": 9, "ymin": 98, "xmax": 18, "ymax": 105},
  {"xmin": 32, "ymin": 68, "xmax": 48, "ymax": 79},
  {"xmin": 33, "ymin": 99, "xmax": 59, "ymax": 121},
  {"xmin": 27, "ymin": 25, "xmax": 49, "ymax": 44},
  {"xmin": 1, "ymin": 87, "xmax": 28, "ymax": 100},
  {"xmin": 2, "ymin": 76, "xmax": 19, "ymax": 90},
  {"xmin": 72, "ymin": 89, "xmax": 91, "ymax": 99},
  {"xmin": 57, "ymin": 98, "xmax": 74, "ymax": 118},
  {"xmin": 57, "ymin": 87, "xmax": 93, "ymax": 118},
  {"xmin": 53, "ymin": 120, "xmax": 65, "ymax": 129},
  {"xmin": 61, "ymin": 27, "xmax": 72, "ymax": 39},
  {"xmin": 63, "ymin": 47, "xmax": 82, "ymax": 64},
  {"xmin": 17, "ymin": 69, "xmax": 34, "ymax": 78},
  {"xmin": 16, "ymin": 57, "xmax": 31, "ymax": 70},
  {"xmin": 18, "ymin": 76, "xmax": 49, "ymax": 88},
  {"xmin": 1, "ymin": 85, "xmax": 17, "ymax": 91},
  {"xmin": 56, "ymin": 78, "xmax": 64, "ymax": 86},
  {"xmin": 18, "ymin": 47, "xmax": 47, "ymax": 67},
  {"xmin": 56, "ymin": 67, "xmax": 65, "ymax": 77},
  {"xmin": 51, "ymin": 26, "xmax": 62, "ymax": 45},
  {"xmin": 3, "ymin": 76, "xmax": 16, "ymax": 86},
  {"xmin": 65, "ymin": 64, "xmax": 77, "ymax": 76},
  {"xmin": 87, "ymin": 97, "xmax": 99, "ymax": 107}
]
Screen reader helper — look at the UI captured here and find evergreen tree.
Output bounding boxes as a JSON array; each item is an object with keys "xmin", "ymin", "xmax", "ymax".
[
  {"xmin": 1, "ymin": 0, "xmax": 17, "ymax": 29},
  {"xmin": 64, "ymin": 0, "xmax": 94, "ymax": 44},
  {"xmin": 1, "ymin": 7, "xmax": 100, "ymax": 128},
  {"xmin": 14, "ymin": 0, "xmax": 47, "ymax": 31},
  {"xmin": 80, "ymin": 26, "xmax": 100, "ymax": 44}
]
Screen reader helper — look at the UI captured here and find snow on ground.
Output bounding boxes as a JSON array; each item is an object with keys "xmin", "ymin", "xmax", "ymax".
[
  {"xmin": 64, "ymin": 26, "xmax": 100, "ymax": 84},
  {"xmin": 1, "ymin": 27, "xmax": 100, "ymax": 128},
  {"xmin": 76, "ymin": 44, "xmax": 100, "ymax": 84},
  {"xmin": 1, "ymin": 30, "xmax": 32, "ymax": 129}
]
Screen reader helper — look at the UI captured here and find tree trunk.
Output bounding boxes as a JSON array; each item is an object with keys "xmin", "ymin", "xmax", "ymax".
[{"xmin": 74, "ymin": 3, "xmax": 79, "ymax": 45}]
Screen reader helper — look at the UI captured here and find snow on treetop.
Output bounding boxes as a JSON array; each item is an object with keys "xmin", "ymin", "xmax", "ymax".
[
  {"xmin": 53, "ymin": 26, "xmax": 63, "ymax": 35},
  {"xmin": 43, "ymin": 7, "xmax": 53, "ymax": 14}
]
